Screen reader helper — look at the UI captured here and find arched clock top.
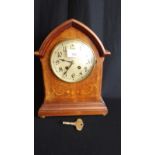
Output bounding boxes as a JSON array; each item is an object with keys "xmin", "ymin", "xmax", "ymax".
[{"xmin": 35, "ymin": 19, "xmax": 111, "ymax": 58}]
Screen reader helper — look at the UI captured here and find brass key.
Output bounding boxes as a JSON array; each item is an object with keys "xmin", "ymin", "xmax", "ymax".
[{"xmin": 62, "ymin": 118, "xmax": 84, "ymax": 131}]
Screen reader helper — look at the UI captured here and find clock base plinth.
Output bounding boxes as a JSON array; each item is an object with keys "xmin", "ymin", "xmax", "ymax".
[{"xmin": 38, "ymin": 100, "xmax": 108, "ymax": 117}]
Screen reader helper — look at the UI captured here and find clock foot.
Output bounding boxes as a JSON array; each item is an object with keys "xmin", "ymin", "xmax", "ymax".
[{"xmin": 39, "ymin": 115, "xmax": 46, "ymax": 119}]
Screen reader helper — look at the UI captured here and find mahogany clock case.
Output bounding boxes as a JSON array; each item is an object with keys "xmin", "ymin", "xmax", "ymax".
[{"xmin": 35, "ymin": 19, "xmax": 111, "ymax": 117}]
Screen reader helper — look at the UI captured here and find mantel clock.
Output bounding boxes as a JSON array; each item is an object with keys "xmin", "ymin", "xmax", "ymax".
[{"xmin": 34, "ymin": 19, "xmax": 111, "ymax": 118}]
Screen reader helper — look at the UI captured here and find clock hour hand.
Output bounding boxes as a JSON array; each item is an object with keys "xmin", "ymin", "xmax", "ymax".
[
  {"xmin": 63, "ymin": 61, "xmax": 74, "ymax": 75},
  {"xmin": 59, "ymin": 59, "xmax": 73, "ymax": 63}
]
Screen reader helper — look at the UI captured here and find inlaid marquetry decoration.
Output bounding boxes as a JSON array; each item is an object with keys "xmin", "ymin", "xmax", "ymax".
[{"xmin": 34, "ymin": 19, "xmax": 111, "ymax": 117}]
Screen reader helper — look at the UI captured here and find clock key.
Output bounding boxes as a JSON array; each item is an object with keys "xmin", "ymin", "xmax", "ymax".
[{"xmin": 62, "ymin": 118, "xmax": 84, "ymax": 131}]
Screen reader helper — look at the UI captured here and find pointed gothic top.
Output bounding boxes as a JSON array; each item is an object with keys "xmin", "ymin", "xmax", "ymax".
[{"xmin": 37, "ymin": 19, "xmax": 111, "ymax": 57}]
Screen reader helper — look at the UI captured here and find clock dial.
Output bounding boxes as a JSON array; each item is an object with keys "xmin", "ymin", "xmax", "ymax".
[{"xmin": 50, "ymin": 40, "xmax": 96, "ymax": 83}]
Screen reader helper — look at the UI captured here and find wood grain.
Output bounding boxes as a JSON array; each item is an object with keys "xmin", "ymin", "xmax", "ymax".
[{"xmin": 35, "ymin": 19, "xmax": 111, "ymax": 117}]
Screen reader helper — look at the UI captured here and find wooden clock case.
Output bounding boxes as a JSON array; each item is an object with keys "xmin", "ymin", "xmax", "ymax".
[{"xmin": 35, "ymin": 19, "xmax": 111, "ymax": 117}]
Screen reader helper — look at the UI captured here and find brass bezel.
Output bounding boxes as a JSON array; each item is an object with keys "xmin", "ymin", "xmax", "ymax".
[{"xmin": 50, "ymin": 39, "xmax": 96, "ymax": 83}]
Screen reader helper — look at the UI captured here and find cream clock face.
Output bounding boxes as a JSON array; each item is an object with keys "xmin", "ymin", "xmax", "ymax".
[{"xmin": 50, "ymin": 40, "xmax": 96, "ymax": 83}]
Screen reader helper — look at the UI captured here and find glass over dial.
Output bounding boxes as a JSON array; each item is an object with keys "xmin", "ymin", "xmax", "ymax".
[{"xmin": 50, "ymin": 39, "xmax": 96, "ymax": 83}]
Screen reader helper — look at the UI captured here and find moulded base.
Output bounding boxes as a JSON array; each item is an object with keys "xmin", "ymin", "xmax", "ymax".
[{"xmin": 38, "ymin": 99, "xmax": 108, "ymax": 118}]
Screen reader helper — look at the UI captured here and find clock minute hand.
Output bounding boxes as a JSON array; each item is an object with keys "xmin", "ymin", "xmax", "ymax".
[{"xmin": 59, "ymin": 59, "xmax": 72, "ymax": 63}]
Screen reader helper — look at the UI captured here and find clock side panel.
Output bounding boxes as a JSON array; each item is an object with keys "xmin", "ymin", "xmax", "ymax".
[{"xmin": 40, "ymin": 27, "xmax": 104, "ymax": 104}]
